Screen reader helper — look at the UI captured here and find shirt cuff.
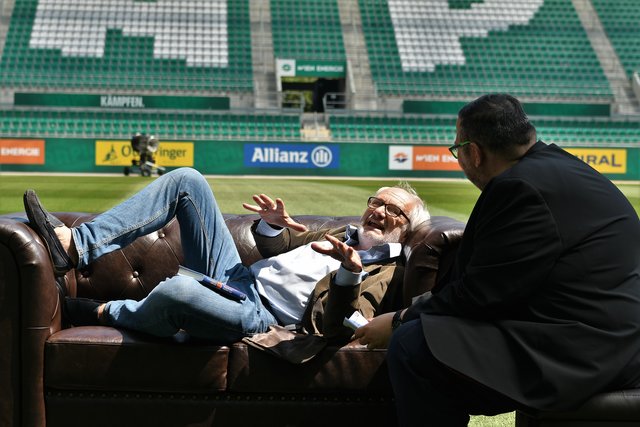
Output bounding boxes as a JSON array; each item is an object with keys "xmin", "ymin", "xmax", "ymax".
[
  {"xmin": 335, "ymin": 265, "xmax": 368, "ymax": 287},
  {"xmin": 256, "ymin": 219, "xmax": 284, "ymax": 237}
]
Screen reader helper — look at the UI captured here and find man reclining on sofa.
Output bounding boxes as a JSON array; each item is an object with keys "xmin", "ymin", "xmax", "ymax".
[{"xmin": 23, "ymin": 167, "xmax": 430, "ymax": 347}]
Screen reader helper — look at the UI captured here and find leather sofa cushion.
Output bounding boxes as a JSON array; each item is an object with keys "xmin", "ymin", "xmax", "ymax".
[
  {"xmin": 46, "ymin": 328, "xmax": 393, "ymax": 396},
  {"xmin": 226, "ymin": 342, "xmax": 392, "ymax": 395},
  {"xmin": 45, "ymin": 327, "xmax": 229, "ymax": 393}
]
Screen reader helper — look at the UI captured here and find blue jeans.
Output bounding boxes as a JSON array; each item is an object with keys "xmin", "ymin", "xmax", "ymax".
[{"xmin": 70, "ymin": 167, "xmax": 277, "ymax": 343}]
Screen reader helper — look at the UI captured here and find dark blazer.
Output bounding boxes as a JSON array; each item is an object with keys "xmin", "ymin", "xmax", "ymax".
[
  {"xmin": 403, "ymin": 141, "xmax": 640, "ymax": 410},
  {"xmin": 252, "ymin": 222, "xmax": 405, "ymax": 342}
]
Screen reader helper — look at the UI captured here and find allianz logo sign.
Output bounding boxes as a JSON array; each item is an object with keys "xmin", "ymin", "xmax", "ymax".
[{"xmin": 245, "ymin": 144, "xmax": 338, "ymax": 169}]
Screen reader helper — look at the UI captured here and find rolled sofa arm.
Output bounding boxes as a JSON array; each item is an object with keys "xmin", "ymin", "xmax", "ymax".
[
  {"xmin": 0, "ymin": 217, "xmax": 64, "ymax": 427},
  {"xmin": 402, "ymin": 216, "xmax": 465, "ymax": 307}
]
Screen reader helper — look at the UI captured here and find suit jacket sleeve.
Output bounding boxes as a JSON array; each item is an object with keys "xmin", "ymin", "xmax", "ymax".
[
  {"xmin": 405, "ymin": 177, "xmax": 563, "ymax": 321},
  {"xmin": 251, "ymin": 220, "xmax": 347, "ymax": 258},
  {"xmin": 306, "ymin": 263, "xmax": 405, "ymax": 342}
]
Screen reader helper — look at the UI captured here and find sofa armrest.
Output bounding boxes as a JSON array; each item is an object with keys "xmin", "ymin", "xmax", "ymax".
[
  {"xmin": 0, "ymin": 217, "xmax": 64, "ymax": 427},
  {"xmin": 402, "ymin": 216, "xmax": 465, "ymax": 306}
]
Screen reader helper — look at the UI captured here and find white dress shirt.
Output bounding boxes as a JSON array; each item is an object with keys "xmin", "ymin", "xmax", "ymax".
[{"xmin": 250, "ymin": 221, "xmax": 401, "ymax": 326}]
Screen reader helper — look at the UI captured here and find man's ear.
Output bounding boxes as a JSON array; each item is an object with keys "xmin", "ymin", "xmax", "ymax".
[{"xmin": 470, "ymin": 142, "xmax": 483, "ymax": 168}]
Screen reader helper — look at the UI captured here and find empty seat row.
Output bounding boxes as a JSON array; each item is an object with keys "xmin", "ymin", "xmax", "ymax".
[
  {"xmin": 329, "ymin": 115, "xmax": 640, "ymax": 144},
  {"xmin": 0, "ymin": 110, "xmax": 301, "ymax": 140}
]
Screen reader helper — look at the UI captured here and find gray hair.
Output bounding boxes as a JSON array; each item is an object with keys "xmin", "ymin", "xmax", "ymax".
[{"xmin": 376, "ymin": 181, "xmax": 430, "ymax": 233}]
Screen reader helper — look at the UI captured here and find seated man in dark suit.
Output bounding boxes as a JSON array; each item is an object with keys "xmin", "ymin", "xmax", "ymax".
[{"xmin": 355, "ymin": 93, "xmax": 640, "ymax": 426}]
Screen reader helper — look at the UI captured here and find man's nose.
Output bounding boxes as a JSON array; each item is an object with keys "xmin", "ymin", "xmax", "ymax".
[{"xmin": 372, "ymin": 205, "xmax": 386, "ymax": 216}]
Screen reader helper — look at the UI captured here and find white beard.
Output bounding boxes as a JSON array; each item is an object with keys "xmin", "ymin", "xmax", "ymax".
[{"xmin": 355, "ymin": 225, "xmax": 403, "ymax": 250}]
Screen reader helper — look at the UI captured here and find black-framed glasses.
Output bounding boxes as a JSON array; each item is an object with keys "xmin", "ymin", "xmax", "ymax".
[
  {"xmin": 448, "ymin": 140, "xmax": 472, "ymax": 159},
  {"xmin": 367, "ymin": 196, "xmax": 410, "ymax": 221}
]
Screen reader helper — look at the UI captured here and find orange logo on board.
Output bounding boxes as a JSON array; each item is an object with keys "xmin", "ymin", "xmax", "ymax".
[
  {"xmin": 412, "ymin": 146, "xmax": 461, "ymax": 171},
  {"xmin": 0, "ymin": 139, "xmax": 45, "ymax": 164}
]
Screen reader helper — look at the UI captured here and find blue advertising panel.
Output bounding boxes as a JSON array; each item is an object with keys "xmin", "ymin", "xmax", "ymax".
[{"xmin": 243, "ymin": 143, "xmax": 339, "ymax": 169}]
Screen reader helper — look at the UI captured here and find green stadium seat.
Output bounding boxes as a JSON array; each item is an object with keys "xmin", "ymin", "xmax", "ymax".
[
  {"xmin": 0, "ymin": 0, "xmax": 253, "ymax": 93},
  {"xmin": 591, "ymin": 0, "xmax": 640, "ymax": 79},
  {"xmin": 0, "ymin": 109, "xmax": 302, "ymax": 141},
  {"xmin": 358, "ymin": 0, "xmax": 612, "ymax": 101},
  {"xmin": 326, "ymin": 114, "xmax": 640, "ymax": 146},
  {"xmin": 271, "ymin": 0, "xmax": 346, "ymax": 61}
]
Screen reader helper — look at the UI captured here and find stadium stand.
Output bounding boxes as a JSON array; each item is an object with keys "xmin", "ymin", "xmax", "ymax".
[
  {"xmin": 328, "ymin": 113, "xmax": 640, "ymax": 146},
  {"xmin": 0, "ymin": 0, "xmax": 253, "ymax": 93},
  {"xmin": 536, "ymin": 117, "xmax": 640, "ymax": 145},
  {"xmin": 358, "ymin": 0, "xmax": 612, "ymax": 101},
  {"xmin": 0, "ymin": 109, "xmax": 301, "ymax": 140},
  {"xmin": 271, "ymin": 0, "xmax": 346, "ymax": 61},
  {"xmin": 591, "ymin": 0, "xmax": 640, "ymax": 79},
  {"xmin": 330, "ymin": 114, "xmax": 456, "ymax": 142}
]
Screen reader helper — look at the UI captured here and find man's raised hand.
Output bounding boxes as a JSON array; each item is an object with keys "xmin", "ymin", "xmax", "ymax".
[{"xmin": 242, "ymin": 193, "xmax": 308, "ymax": 232}]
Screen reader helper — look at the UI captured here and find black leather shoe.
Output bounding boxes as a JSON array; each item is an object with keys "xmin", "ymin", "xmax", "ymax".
[
  {"xmin": 23, "ymin": 189, "xmax": 74, "ymax": 276},
  {"xmin": 64, "ymin": 297, "xmax": 104, "ymax": 327}
]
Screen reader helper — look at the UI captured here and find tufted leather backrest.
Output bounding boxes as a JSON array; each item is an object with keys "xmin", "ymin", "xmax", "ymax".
[
  {"xmin": 37, "ymin": 213, "xmax": 465, "ymax": 303},
  {"xmin": 51, "ymin": 213, "xmax": 183, "ymax": 301}
]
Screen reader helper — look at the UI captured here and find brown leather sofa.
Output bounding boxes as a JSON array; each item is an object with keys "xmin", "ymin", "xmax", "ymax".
[{"xmin": 0, "ymin": 211, "xmax": 466, "ymax": 427}]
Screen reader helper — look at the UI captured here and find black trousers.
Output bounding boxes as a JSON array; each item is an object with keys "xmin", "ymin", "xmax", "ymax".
[{"xmin": 387, "ymin": 319, "xmax": 525, "ymax": 427}]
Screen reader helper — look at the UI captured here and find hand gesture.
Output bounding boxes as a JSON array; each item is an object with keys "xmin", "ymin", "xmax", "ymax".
[
  {"xmin": 311, "ymin": 234, "xmax": 363, "ymax": 273},
  {"xmin": 242, "ymin": 193, "xmax": 308, "ymax": 232}
]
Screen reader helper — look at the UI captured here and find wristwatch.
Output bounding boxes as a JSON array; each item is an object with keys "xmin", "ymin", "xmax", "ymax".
[{"xmin": 391, "ymin": 310, "xmax": 403, "ymax": 331}]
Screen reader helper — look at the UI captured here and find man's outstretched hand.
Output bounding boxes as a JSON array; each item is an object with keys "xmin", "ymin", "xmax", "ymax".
[
  {"xmin": 242, "ymin": 193, "xmax": 308, "ymax": 232},
  {"xmin": 311, "ymin": 234, "xmax": 363, "ymax": 273}
]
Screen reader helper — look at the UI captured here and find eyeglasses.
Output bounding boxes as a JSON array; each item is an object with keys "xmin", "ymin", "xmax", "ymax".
[
  {"xmin": 367, "ymin": 196, "xmax": 410, "ymax": 221},
  {"xmin": 448, "ymin": 141, "xmax": 472, "ymax": 159}
]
